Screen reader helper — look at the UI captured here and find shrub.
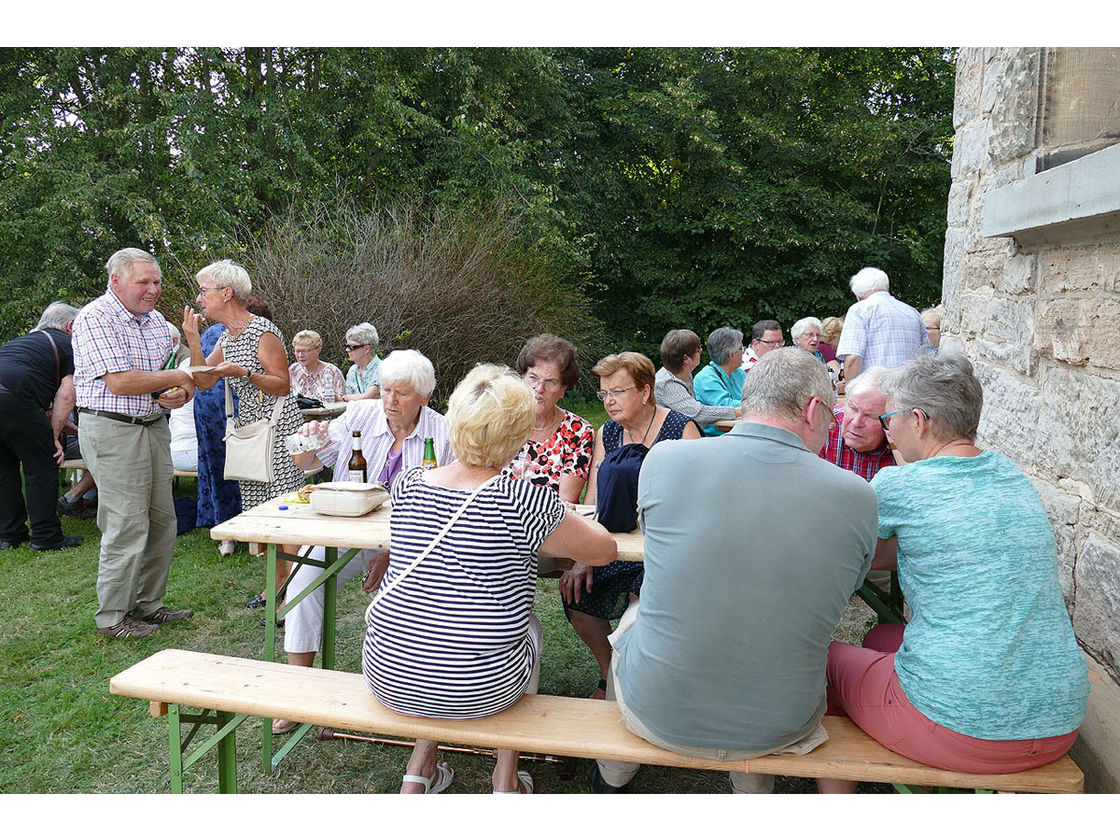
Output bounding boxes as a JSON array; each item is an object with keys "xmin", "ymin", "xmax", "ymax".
[{"xmin": 244, "ymin": 196, "xmax": 599, "ymax": 407}]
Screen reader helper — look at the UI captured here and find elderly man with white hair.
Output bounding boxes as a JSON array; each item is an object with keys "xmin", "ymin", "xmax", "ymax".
[
  {"xmin": 271, "ymin": 349, "xmax": 454, "ymax": 734},
  {"xmin": 818, "ymin": 366, "xmax": 896, "ymax": 483},
  {"xmin": 835, "ymin": 267, "xmax": 928, "ymax": 380}
]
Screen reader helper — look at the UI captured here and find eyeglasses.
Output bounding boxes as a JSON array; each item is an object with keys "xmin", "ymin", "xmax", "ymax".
[
  {"xmin": 878, "ymin": 411, "xmax": 902, "ymax": 431},
  {"xmin": 197, "ymin": 286, "xmax": 218, "ymax": 296},
  {"xmin": 879, "ymin": 408, "xmax": 929, "ymax": 431},
  {"xmin": 596, "ymin": 386, "xmax": 638, "ymax": 402},
  {"xmin": 756, "ymin": 338, "xmax": 784, "ymax": 347},
  {"xmin": 344, "ymin": 343, "xmax": 368, "ymax": 351},
  {"xmin": 525, "ymin": 372, "xmax": 562, "ymax": 391}
]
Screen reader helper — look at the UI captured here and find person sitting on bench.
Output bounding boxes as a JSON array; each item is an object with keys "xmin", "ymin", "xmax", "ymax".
[
  {"xmin": 592, "ymin": 348, "xmax": 877, "ymax": 794},
  {"xmin": 819, "ymin": 353, "xmax": 1089, "ymax": 791},
  {"xmin": 362, "ymin": 364, "xmax": 616, "ymax": 794}
]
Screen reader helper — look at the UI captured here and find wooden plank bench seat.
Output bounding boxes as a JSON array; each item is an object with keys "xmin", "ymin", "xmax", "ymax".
[
  {"xmin": 61, "ymin": 458, "xmax": 197, "ymax": 479},
  {"xmin": 109, "ymin": 648, "xmax": 1084, "ymax": 794}
]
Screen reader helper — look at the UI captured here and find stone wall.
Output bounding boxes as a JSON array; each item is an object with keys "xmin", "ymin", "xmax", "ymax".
[{"xmin": 945, "ymin": 48, "xmax": 1120, "ymax": 792}]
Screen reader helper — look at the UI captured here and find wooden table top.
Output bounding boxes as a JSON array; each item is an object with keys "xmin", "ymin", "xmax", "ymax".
[{"xmin": 211, "ymin": 499, "xmax": 645, "ymax": 563}]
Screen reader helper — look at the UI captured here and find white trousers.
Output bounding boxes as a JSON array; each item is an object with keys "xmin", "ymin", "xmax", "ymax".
[{"xmin": 283, "ymin": 545, "xmax": 376, "ymax": 655}]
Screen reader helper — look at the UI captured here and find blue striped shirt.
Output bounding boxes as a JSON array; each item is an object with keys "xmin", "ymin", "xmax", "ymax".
[{"xmin": 362, "ymin": 468, "xmax": 564, "ymax": 718}]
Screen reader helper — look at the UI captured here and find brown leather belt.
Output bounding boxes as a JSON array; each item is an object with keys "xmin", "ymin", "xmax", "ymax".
[{"xmin": 78, "ymin": 407, "xmax": 165, "ymax": 427}]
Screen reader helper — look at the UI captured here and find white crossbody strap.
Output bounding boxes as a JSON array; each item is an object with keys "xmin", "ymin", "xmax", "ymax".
[{"xmin": 364, "ymin": 474, "xmax": 500, "ymax": 622}]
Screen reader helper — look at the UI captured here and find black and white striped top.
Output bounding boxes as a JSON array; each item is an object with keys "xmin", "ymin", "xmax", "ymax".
[{"xmin": 362, "ymin": 467, "xmax": 564, "ymax": 719}]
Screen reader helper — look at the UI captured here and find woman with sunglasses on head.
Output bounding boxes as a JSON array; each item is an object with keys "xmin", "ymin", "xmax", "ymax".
[
  {"xmin": 501, "ymin": 334, "xmax": 594, "ymax": 505},
  {"xmin": 341, "ymin": 322, "xmax": 381, "ymax": 401},
  {"xmin": 818, "ymin": 352, "xmax": 1088, "ymax": 791},
  {"xmin": 560, "ymin": 351, "xmax": 701, "ymax": 698}
]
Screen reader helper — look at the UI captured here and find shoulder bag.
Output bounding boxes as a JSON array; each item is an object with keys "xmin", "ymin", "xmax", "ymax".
[{"xmin": 223, "ymin": 378, "xmax": 287, "ymax": 484}]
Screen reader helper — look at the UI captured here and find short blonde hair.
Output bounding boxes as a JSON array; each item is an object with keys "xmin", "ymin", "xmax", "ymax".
[
  {"xmin": 820, "ymin": 316, "xmax": 844, "ymax": 346},
  {"xmin": 196, "ymin": 259, "xmax": 252, "ymax": 302},
  {"xmin": 292, "ymin": 329, "xmax": 322, "ymax": 349},
  {"xmin": 446, "ymin": 364, "xmax": 535, "ymax": 469},
  {"xmin": 590, "ymin": 351, "xmax": 656, "ymax": 393}
]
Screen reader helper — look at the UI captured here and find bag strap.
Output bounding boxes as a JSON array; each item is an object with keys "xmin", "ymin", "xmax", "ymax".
[
  {"xmin": 40, "ymin": 329, "xmax": 61, "ymax": 389},
  {"xmin": 364, "ymin": 474, "xmax": 500, "ymax": 622},
  {"xmin": 224, "ymin": 376, "xmax": 287, "ymax": 433}
]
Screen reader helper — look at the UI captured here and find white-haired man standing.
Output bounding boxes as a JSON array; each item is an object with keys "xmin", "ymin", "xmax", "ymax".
[
  {"xmin": 835, "ymin": 267, "xmax": 928, "ymax": 380},
  {"xmin": 74, "ymin": 248, "xmax": 196, "ymax": 639}
]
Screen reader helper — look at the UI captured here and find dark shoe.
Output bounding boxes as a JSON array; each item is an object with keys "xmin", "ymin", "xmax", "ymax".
[
  {"xmin": 97, "ymin": 615, "xmax": 158, "ymax": 639},
  {"xmin": 31, "ymin": 535, "xmax": 83, "ymax": 551},
  {"xmin": 589, "ymin": 762, "xmax": 629, "ymax": 794},
  {"xmin": 134, "ymin": 606, "xmax": 194, "ymax": 624},
  {"xmin": 57, "ymin": 494, "xmax": 97, "ymax": 520},
  {"xmin": 260, "ymin": 617, "xmax": 285, "ymax": 628},
  {"xmin": 247, "ymin": 593, "xmax": 267, "ymax": 609},
  {"xmin": 0, "ymin": 536, "xmax": 28, "ymax": 550}
]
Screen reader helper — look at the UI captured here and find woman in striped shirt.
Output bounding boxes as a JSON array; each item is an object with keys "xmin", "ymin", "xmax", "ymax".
[{"xmin": 362, "ymin": 364, "xmax": 616, "ymax": 794}]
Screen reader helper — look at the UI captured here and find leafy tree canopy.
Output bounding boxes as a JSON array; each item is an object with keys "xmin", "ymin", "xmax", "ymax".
[{"xmin": 0, "ymin": 46, "xmax": 955, "ymax": 368}]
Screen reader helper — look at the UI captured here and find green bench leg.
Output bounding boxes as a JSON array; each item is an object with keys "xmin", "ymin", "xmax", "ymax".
[{"xmin": 165, "ymin": 703, "xmax": 245, "ymax": 793}]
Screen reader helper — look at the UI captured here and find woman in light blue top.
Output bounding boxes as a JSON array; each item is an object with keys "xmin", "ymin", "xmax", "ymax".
[
  {"xmin": 691, "ymin": 326, "xmax": 746, "ymax": 436},
  {"xmin": 342, "ymin": 321, "xmax": 381, "ymax": 400},
  {"xmin": 819, "ymin": 353, "xmax": 1087, "ymax": 791}
]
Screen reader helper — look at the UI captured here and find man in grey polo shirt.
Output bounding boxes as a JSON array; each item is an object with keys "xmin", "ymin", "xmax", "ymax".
[
  {"xmin": 73, "ymin": 248, "xmax": 196, "ymax": 639},
  {"xmin": 592, "ymin": 348, "xmax": 877, "ymax": 793}
]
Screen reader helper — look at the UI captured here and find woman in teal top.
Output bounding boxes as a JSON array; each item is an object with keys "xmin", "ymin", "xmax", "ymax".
[
  {"xmin": 819, "ymin": 353, "xmax": 1088, "ymax": 791},
  {"xmin": 691, "ymin": 326, "xmax": 746, "ymax": 436}
]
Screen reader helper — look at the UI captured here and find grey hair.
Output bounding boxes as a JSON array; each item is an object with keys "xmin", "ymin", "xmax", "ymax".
[
  {"xmin": 106, "ymin": 248, "xmax": 159, "ymax": 283},
  {"xmin": 741, "ymin": 347, "xmax": 833, "ymax": 424},
  {"xmin": 35, "ymin": 301, "xmax": 79, "ymax": 331},
  {"xmin": 379, "ymin": 349, "xmax": 435, "ymax": 398},
  {"xmin": 849, "ymin": 267, "xmax": 890, "ymax": 299},
  {"xmin": 196, "ymin": 259, "xmax": 252, "ymax": 302},
  {"xmin": 790, "ymin": 317, "xmax": 823, "ymax": 341},
  {"xmin": 706, "ymin": 326, "xmax": 744, "ymax": 366},
  {"xmin": 879, "ymin": 352, "xmax": 982, "ymax": 440},
  {"xmin": 346, "ymin": 322, "xmax": 379, "ymax": 351},
  {"xmin": 844, "ymin": 366, "xmax": 889, "ymax": 402}
]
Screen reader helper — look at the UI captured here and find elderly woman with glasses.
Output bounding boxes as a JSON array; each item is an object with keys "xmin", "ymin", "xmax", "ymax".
[
  {"xmin": 501, "ymin": 334, "xmax": 594, "ymax": 505},
  {"xmin": 183, "ymin": 260, "xmax": 305, "ymax": 606},
  {"xmin": 560, "ymin": 351, "xmax": 700, "ymax": 698},
  {"xmin": 363, "ymin": 364, "xmax": 617, "ymax": 793},
  {"xmin": 289, "ymin": 329, "xmax": 346, "ymax": 404},
  {"xmin": 818, "ymin": 353, "xmax": 1088, "ymax": 791},
  {"xmin": 341, "ymin": 322, "xmax": 381, "ymax": 401},
  {"xmin": 692, "ymin": 327, "xmax": 747, "ymax": 436}
]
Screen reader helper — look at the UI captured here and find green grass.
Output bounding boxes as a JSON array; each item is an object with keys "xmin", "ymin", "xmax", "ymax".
[{"xmin": 0, "ymin": 475, "xmax": 888, "ymax": 794}]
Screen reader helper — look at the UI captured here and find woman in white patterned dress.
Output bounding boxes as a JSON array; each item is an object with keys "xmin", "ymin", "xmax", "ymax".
[{"xmin": 183, "ymin": 259, "xmax": 303, "ymax": 606}]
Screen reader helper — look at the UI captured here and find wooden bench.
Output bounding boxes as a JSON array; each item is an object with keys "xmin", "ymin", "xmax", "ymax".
[
  {"xmin": 109, "ymin": 649, "xmax": 1084, "ymax": 794},
  {"xmin": 61, "ymin": 458, "xmax": 197, "ymax": 479}
]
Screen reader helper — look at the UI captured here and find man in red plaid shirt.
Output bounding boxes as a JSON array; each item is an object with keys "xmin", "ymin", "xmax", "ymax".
[{"xmin": 818, "ymin": 366, "xmax": 896, "ymax": 482}]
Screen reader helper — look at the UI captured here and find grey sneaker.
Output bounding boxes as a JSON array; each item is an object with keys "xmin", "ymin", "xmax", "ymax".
[
  {"xmin": 133, "ymin": 606, "xmax": 194, "ymax": 624},
  {"xmin": 98, "ymin": 615, "xmax": 158, "ymax": 639},
  {"xmin": 57, "ymin": 494, "xmax": 97, "ymax": 520}
]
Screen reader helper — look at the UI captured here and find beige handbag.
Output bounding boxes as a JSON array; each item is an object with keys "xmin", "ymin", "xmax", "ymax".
[{"xmin": 223, "ymin": 378, "xmax": 287, "ymax": 484}]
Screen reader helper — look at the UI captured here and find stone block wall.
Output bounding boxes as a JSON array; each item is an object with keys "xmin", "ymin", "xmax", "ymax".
[{"xmin": 946, "ymin": 48, "xmax": 1120, "ymax": 790}]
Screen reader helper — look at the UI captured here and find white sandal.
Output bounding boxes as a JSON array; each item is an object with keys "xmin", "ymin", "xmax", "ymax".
[
  {"xmin": 402, "ymin": 761, "xmax": 454, "ymax": 794},
  {"xmin": 218, "ymin": 540, "xmax": 236, "ymax": 557},
  {"xmin": 493, "ymin": 770, "xmax": 533, "ymax": 794}
]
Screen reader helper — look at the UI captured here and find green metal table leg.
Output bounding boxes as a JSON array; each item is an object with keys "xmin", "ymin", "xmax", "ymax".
[{"xmin": 322, "ymin": 546, "xmax": 338, "ymax": 671}]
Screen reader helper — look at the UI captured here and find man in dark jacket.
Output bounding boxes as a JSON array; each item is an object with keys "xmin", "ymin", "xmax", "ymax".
[{"xmin": 0, "ymin": 301, "xmax": 83, "ymax": 551}]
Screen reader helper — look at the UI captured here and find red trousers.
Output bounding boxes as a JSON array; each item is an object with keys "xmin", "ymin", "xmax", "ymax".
[{"xmin": 826, "ymin": 624, "xmax": 1077, "ymax": 774}]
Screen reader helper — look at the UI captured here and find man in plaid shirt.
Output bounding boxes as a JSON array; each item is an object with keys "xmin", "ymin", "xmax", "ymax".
[
  {"xmin": 835, "ymin": 267, "xmax": 929, "ymax": 381},
  {"xmin": 818, "ymin": 366, "xmax": 895, "ymax": 482},
  {"xmin": 73, "ymin": 248, "xmax": 197, "ymax": 639}
]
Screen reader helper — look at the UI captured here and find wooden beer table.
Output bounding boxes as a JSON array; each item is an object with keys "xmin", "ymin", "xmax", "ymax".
[{"xmin": 210, "ymin": 496, "xmax": 644, "ymax": 771}]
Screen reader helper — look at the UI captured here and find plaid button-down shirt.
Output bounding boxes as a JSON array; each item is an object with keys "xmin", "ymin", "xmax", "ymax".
[
  {"xmin": 73, "ymin": 288, "xmax": 174, "ymax": 416},
  {"xmin": 818, "ymin": 407, "xmax": 895, "ymax": 482}
]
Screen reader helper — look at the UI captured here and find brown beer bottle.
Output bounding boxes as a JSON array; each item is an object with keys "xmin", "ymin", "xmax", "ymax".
[{"xmin": 348, "ymin": 430, "xmax": 367, "ymax": 482}]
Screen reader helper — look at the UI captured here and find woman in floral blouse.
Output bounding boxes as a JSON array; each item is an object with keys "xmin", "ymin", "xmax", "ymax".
[{"xmin": 289, "ymin": 329, "xmax": 346, "ymax": 404}]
